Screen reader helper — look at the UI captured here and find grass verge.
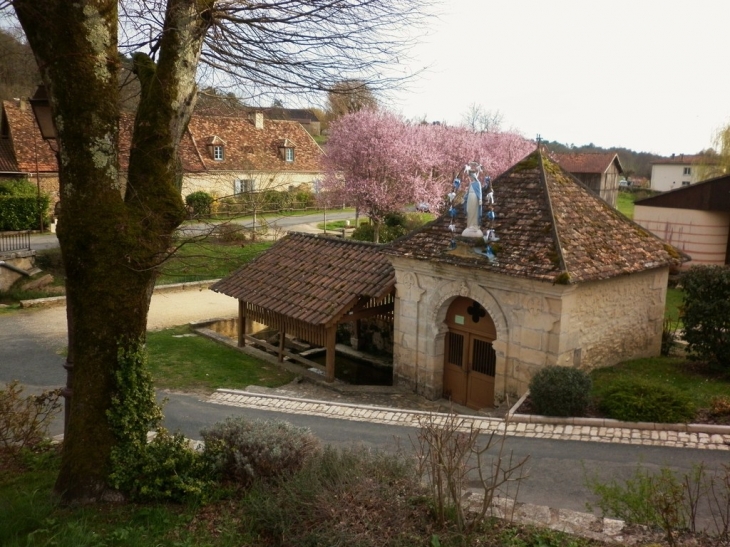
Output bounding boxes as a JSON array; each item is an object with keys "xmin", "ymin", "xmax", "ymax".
[
  {"xmin": 590, "ymin": 356, "xmax": 729, "ymax": 411},
  {"xmin": 147, "ymin": 325, "xmax": 294, "ymax": 393}
]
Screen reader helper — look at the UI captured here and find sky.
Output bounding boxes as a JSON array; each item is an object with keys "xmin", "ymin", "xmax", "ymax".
[{"xmin": 386, "ymin": 0, "xmax": 730, "ymax": 156}]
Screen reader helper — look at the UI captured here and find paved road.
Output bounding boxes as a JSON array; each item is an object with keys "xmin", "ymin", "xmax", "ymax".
[
  {"xmin": 1, "ymin": 288, "xmax": 728, "ymax": 526},
  {"xmin": 29, "ymin": 211, "xmax": 356, "ymax": 250}
]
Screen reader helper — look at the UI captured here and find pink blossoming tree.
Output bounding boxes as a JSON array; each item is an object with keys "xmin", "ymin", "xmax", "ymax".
[{"xmin": 323, "ymin": 110, "xmax": 534, "ymax": 241}]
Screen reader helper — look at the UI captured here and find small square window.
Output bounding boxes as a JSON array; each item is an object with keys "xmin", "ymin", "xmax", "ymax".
[
  {"xmin": 234, "ymin": 179, "xmax": 254, "ymax": 194},
  {"xmin": 683, "ymin": 167, "xmax": 691, "ymax": 175},
  {"xmin": 681, "ymin": 181, "xmax": 691, "ymax": 187},
  {"xmin": 213, "ymin": 145, "xmax": 224, "ymax": 161}
]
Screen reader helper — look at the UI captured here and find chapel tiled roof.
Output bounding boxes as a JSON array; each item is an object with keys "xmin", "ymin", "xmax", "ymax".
[
  {"xmin": 211, "ymin": 233, "xmax": 395, "ymax": 326},
  {"xmin": 1, "ymin": 100, "xmax": 57, "ymax": 173},
  {"xmin": 554, "ymin": 152, "xmax": 622, "ymax": 174},
  {"xmin": 386, "ymin": 148, "xmax": 686, "ymax": 284}
]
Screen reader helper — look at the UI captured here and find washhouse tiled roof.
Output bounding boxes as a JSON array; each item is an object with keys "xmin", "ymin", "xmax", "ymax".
[
  {"xmin": 385, "ymin": 148, "xmax": 686, "ymax": 284},
  {"xmin": 211, "ymin": 233, "xmax": 395, "ymax": 326}
]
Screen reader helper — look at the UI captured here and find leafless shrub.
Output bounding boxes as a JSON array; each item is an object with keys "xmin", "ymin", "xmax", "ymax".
[
  {"xmin": 412, "ymin": 412, "xmax": 529, "ymax": 534},
  {"xmin": 0, "ymin": 380, "xmax": 61, "ymax": 453}
]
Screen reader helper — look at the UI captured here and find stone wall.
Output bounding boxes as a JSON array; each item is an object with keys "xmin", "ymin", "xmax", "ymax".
[
  {"xmin": 564, "ymin": 268, "xmax": 668, "ymax": 369},
  {"xmin": 390, "ymin": 256, "xmax": 668, "ymax": 404}
]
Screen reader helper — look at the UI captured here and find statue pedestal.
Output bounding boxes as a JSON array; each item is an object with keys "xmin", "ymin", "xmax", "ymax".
[{"xmin": 461, "ymin": 227, "xmax": 483, "ymax": 238}]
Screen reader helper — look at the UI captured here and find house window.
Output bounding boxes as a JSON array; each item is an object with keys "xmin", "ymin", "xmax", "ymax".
[
  {"xmin": 213, "ymin": 145, "xmax": 224, "ymax": 161},
  {"xmin": 683, "ymin": 167, "xmax": 691, "ymax": 175},
  {"xmin": 284, "ymin": 147, "xmax": 295, "ymax": 162},
  {"xmin": 681, "ymin": 181, "xmax": 691, "ymax": 187},
  {"xmin": 234, "ymin": 178, "xmax": 254, "ymax": 195}
]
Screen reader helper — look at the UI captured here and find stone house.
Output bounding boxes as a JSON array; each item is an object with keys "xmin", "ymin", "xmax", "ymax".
[
  {"xmin": 634, "ymin": 174, "xmax": 730, "ymax": 268},
  {"xmin": 553, "ymin": 152, "xmax": 623, "ymax": 207},
  {"xmin": 213, "ymin": 148, "xmax": 684, "ymax": 411},
  {"xmin": 0, "ymin": 88, "xmax": 324, "ymax": 211}
]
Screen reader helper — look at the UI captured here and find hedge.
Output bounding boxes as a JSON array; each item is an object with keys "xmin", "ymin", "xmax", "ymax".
[{"xmin": 0, "ymin": 195, "xmax": 50, "ymax": 231}]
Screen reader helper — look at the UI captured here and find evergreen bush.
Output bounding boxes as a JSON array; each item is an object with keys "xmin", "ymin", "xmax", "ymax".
[
  {"xmin": 185, "ymin": 191, "xmax": 214, "ymax": 217},
  {"xmin": 528, "ymin": 365, "xmax": 592, "ymax": 417},
  {"xmin": 681, "ymin": 265, "xmax": 730, "ymax": 369},
  {"xmin": 201, "ymin": 416, "xmax": 320, "ymax": 486},
  {"xmin": 596, "ymin": 378, "xmax": 696, "ymax": 423},
  {"xmin": 0, "ymin": 180, "xmax": 50, "ymax": 230}
]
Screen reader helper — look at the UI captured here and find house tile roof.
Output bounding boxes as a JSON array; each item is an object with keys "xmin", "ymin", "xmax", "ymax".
[
  {"xmin": 186, "ymin": 115, "xmax": 322, "ymax": 172},
  {"xmin": 651, "ymin": 154, "xmax": 704, "ymax": 165},
  {"xmin": 553, "ymin": 152, "xmax": 622, "ymax": 174},
  {"xmin": 0, "ymin": 139, "xmax": 18, "ymax": 172},
  {"xmin": 1, "ymin": 100, "xmax": 57, "ymax": 173},
  {"xmin": 386, "ymin": 149, "xmax": 685, "ymax": 284},
  {"xmin": 211, "ymin": 233, "xmax": 395, "ymax": 326},
  {"xmin": 1, "ymin": 100, "xmax": 321, "ymax": 176}
]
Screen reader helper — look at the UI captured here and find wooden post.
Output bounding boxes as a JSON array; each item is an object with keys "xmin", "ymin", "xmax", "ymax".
[
  {"xmin": 325, "ymin": 326, "xmax": 336, "ymax": 382},
  {"xmin": 238, "ymin": 300, "xmax": 245, "ymax": 347},
  {"xmin": 278, "ymin": 327, "xmax": 286, "ymax": 363}
]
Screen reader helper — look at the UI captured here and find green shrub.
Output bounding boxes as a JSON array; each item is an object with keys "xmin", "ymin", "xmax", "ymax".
[
  {"xmin": 681, "ymin": 265, "xmax": 730, "ymax": 368},
  {"xmin": 185, "ymin": 191, "xmax": 214, "ymax": 217},
  {"xmin": 595, "ymin": 378, "xmax": 695, "ymax": 423},
  {"xmin": 201, "ymin": 416, "xmax": 320, "ymax": 487},
  {"xmin": 351, "ymin": 212, "xmax": 429, "ymax": 244},
  {"xmin": 529, "ymin": 366, "xmax": 592, "ymax": 417},
  {"xmin": 108, "ymin": 340, "xmax": 214, "ymax": 502},
  {"xmin": 0, "ymin": 195, "xmax": 51, "ymax": 231}
]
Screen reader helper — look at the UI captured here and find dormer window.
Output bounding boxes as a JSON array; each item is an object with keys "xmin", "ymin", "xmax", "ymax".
[
  {"xmin": 206, "ymin": 135, "xmax": 226, "ymax": 161},
  {"xmin": 278, "ymin": 138, "xmax": 295, "ymax": 162}
]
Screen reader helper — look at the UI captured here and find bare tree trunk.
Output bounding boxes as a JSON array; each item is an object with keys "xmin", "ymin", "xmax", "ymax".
[{"xmin": 13, "ymin": 0, "xmax": 209, "ymax": 503}]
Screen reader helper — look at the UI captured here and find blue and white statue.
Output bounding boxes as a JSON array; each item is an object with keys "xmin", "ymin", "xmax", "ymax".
[{"xmin": 462, "ymin": 163, "xmax": 483, "ymax": 238}]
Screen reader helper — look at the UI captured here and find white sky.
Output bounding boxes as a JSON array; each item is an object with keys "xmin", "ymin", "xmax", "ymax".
[{"xmin": 387, "ymin": 0, "xmax": 730, "ymax": 156}]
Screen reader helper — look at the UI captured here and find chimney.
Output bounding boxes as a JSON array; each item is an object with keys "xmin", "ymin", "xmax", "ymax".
[{"xmin": 253, "ymin": 111, "xmax": 264, "ymax": 130}]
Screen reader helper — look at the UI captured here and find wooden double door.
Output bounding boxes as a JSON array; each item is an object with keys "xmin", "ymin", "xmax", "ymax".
[{"xmin": 443, "ymin": 297, "xmax": 497, "ymax": 410}]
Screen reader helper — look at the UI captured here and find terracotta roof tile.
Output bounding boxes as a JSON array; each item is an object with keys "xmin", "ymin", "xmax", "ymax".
[
  {"xmin": 386, "ymin": 149, "xmax": 685, "ymax": 284},
  {"xmin": 2, "ymin": 103, "xmax": 319, "ymax": 176},
  {"xmin": 211, "ymin": 233, "xmax": 395, "ymax": 326},
  {"xmin": 186, "ymin": 115, "xmax": 322, "ymax": 173},
  {"xmin": 0, "ymin": 139, "xmax": 18, "ymax": 172},
  {"xmin": 2, "ymin": 100, "xmax": 56, "ymax": 173}
]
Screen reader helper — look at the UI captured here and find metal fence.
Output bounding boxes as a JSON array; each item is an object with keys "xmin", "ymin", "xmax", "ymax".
[{"xmin": 0, "ymin": 231, "xmax": 31, "ymax": 253}]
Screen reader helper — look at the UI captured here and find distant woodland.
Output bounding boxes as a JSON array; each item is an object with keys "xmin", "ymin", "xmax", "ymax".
[{"xmin": 543, "ymin": 141, "xmax": 665, "ymax": 179}]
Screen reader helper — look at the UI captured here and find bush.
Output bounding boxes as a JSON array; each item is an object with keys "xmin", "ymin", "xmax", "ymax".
[
  {"xmin": 595, "ymin": 378, "xmax": 695, "ymax": 423},
  {"xmin": 241, "ymin": 446, "xmax": 427, "ymax": 546},
  {"xmin": 201, "ymin": 416, "xmax": 320, "ymax": 486},
  {"xmin": 0, "ymin": 179, "xmax": 52, "ymax": 230},
  {"xmin": 681, "ymin": 265, "xmax": 730, "ymax": 368},
  {"xmin": 528, "ymin": 365, "xmax": 592, "ymax": 417},
  {"xmin": 351, "ymin": 212, "xmax": 429, "ymax": 244},
  {"xmin": 185, "ymin": 191, "xmax": 214, "ymax": 217},
  {"xmin": 0, "ymin": 381, "xmax": 61, "ymax": 455}
]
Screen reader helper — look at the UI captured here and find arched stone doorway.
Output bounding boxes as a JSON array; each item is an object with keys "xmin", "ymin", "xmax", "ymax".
[{"xmin": 443, "ymin": 297, "xmax": 497, "ymax": 409}]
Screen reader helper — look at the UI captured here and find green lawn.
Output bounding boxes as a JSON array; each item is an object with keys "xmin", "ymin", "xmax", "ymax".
[
  {"xmin": 665, "ymin": 287, "xmax": 684, "ymax": 324},
  {"xmin": 147, "ymin": 325, "xmax": 293, "ymax": 393},
  {"xmin": 616, "ymin": 190, "xmax": 635, "ymax": 219},
  {"xmin": 590, "ymin": 355, "xmax": 729, "ymax": 410},
  {"xmin": 156, "ymin": 240, "xmax": 272, "ymax": 285}
]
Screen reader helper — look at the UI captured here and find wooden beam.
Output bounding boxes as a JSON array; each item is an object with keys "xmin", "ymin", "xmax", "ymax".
[
  {"xmin": 339, "ymin": 302, "xmax": 394, "ymax": 323},
  {"xmin": 278, "ymin": 327, "xmax": 286, "ymax": 363},
  {"xmin": 238, "ymin": 300, "xmax": 245, "ymax": 347},
  {"xmin": 325, "ymin": 326, "xmax": 336, "ymax": 382}
]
